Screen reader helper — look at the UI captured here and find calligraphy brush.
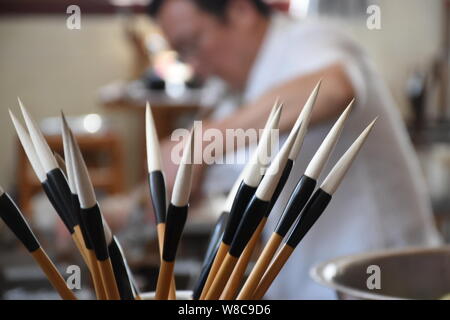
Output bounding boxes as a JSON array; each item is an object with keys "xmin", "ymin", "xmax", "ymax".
[
  {"xmin": 145, "ymin": 102, "xmax": 176, "ymax": 299},
  {"xmin": 205, "ymin": 121, "xmax": 300, "ymax": 300},
  {"xmin": 252, "ymin": 118, "xmax": 377, "ymax": 300},
  {"xmin": 19, "ymin": 100, "xmax": 78, "ymax": 230},
  {"xmin": 155, "ymin": 128, "xmax": 196, "ymax": 300},
  {"xmin": 0, "ymin": 185, "xmax": 77, "ymax": 300},
  {"xmin": 17, "ymin": 101, "xmax": 90, "ymax": 259},
  {"xmin": 237, "ymin": 99, "xmax": 354, "ymax": 299},
  {"xmin": 9, "ymin": 109, "xmax": 88, "ymax": 263},
  {"xmin": 68, "ymin": 128, "xmax": 121, "ymax": 300},
  {"xmin": 220, "ymin": 81, "xmax": 321, "ymax": 300},
  {"xmin": 200, "ymin": 102, "xmax": 282, "ymax": 299},
  {"xmin": 102, "ymin": 218, "xmax": 139, "ymax": 300},
  {"xmin": 61, "ymin": 115, "xmax": 108, "ymax": 300}
]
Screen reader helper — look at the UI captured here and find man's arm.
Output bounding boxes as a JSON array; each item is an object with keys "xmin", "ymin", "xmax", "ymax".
[
  {"xmin": 203, "ymin": 62, "xmax": 356, "ymax": 152},
  {"xmin": 160, "ymin": 62, "xmax": 356, "ymax": 198}
]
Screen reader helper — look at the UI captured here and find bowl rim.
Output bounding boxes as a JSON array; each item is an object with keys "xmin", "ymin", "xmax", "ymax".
[{"xmin": 309, "ymin": 245, "xmax": 450, "ymax": 300}]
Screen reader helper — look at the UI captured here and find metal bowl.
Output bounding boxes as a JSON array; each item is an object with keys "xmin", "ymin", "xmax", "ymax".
[{"xmin": 310, "ymin": 246, "xmax": 450, "ymax": 300}]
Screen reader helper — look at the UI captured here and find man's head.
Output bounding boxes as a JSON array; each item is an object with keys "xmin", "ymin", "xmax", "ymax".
[{"xmin": 148, "ymin": 0, "xmax": 271, "ymax": 90}]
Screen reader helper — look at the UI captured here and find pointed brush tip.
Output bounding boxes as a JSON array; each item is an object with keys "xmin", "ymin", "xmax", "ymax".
[
  {"xmin": 8, "ymin": 108, "xmax": 16, "ymax": 120},
  {"xmin": 314, "ymin": 79, "xmax": 323, "ymax": 90},
  {"xmin": 366, "ymin": 117, "xmax": 378, "ymax": 131}
]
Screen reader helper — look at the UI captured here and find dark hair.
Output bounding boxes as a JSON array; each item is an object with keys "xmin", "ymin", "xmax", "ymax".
[{"xmin": 147, "ymin": 0, "xmax": 271, "ymax": 19}]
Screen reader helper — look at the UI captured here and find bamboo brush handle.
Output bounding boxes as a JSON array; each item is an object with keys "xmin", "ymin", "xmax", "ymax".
[
  {"xmin": 221, "ymin": 219, "xmax": 266, "ymax": 300},
  {"xmin": 238, "ymin": 232, "xmax": 283, "ymax": 299},
  {"xmin": 252, "ymin": 244, "xmax": 294, "ymax": 300},
  {"xmin": 98, "ymin": 259, "xmax": 121, "ymax": 300},
  {"xmin": 200, "ymin": 242, "xmax": 229, "ymax": 299},
  {"xmin": 157, "ymin": 223, "xmax": 177, "ymax": 300},
  {"xmin": 71, "ymin": 231, "xmax": 89, "ymax": 268},
  {"xmin": 205, "ymin": 253, "xmax": 238, "ymax": 300},
  {"xmin": 31, "ymin": 247, "xmax": 77, "ymax": 300},
  {"xmin": 155, "ymin": 260, "xmax": 175, "ymax": 300},
  {"xmin": 87, "ymin": 249, "xmax": 107, "ymax": 300}
]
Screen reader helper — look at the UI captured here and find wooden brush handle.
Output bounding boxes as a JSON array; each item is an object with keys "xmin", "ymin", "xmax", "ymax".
[
  {"xmin": 238, "ymin": 232, "xmax": 283, "ymax": 299},
  {"xmin": 252, "ymin": 244, "xmax": 294, "ymax": 300},
  {"xmin": 31, "ymin": 247, "xmax": 77, "ymax": 300},
  {"xmin": 200, "ymin": 242, "xmax": 229, "ymax": 299},
  {"xmin": 155, "ymin": 260, "xmax": 175, "ymax": 300},
  {"xmin": 87, "ymin": 249, "xmax": 107, "ymax": 300},
  {"xmin": 157, "ymin": 223, "xmax": 177, "ymax": 300},
  {"xmin": 72, "ymin": 227, "xmax": 89, "ymax": 267},
  {"xmin": 205, "ymin": 253, "xmax": 238, "ymax": 300},
  {"xmin": 98, "ymin": 259, "xmax": 121, "ymax": 300},
  {"xmin": 221, "ymin": 219, "xmax": 266, "ymax": 300}
]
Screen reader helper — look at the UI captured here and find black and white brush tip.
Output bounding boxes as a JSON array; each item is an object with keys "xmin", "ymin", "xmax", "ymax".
[
  {"xmin": 61, "ymin": 114, "xmax": 95, "ymax": 251},
  {"xmin": 19, "ymin": 99, "xmax": 75, "ymax": 225},
  {"xmin": 162, "ymin": 127, "xmax": 196, "ymax": 262},
  {"xmin": 155, "ymin": 128, "xmax": 196, "ymax": 300},
  {"xmin": 220, "ymin": 104, "xmax": 283, "ymax": 248},
  {"xmin": 10, "ymin": 108, "xmax": 74, "ymax": 233},
  {"xmin": 285, "ymin": 118, "xmax": 377, "ymax": 249},
  {"xmin": 253, "ymin": 118, "xmax": 377, "ymax": 300},
  {"xmin": 146, "ymin": 102, "xmax": 167, "ymax": 226},
  {"xmin": 274, "ymin": 100, "xmax": 354, "ymax": 237},
  {"xmin": 69, "ymin": 128, "xmax": 120, "ymax": 299},
  {"xmin": 228, "ymin": 122, "xmax": 301, "ymax": 259},
  {"xmin": 204, "ymin": 121, "xmax": 301, "ymax": 300},
  {"xmin": 68, "ymin": 129, "xmax": 106, "ymax": 257}
]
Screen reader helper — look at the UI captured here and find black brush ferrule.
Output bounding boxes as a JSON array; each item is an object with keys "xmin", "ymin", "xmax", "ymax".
[
  {"xmin": 275, "ymin": 174, "xmax": 316, "ymax": 237},
  {"xmin": 108, "ymin": 237, "xmax": 135, "ymax": 300},
  {"xmin": 148, "ymin": 171, "xmax": 167, "ymax": 225},
  {"xmin": 71, "ymin": 193, "xmax": 93, "ymax": 250},
  {"xmin": 42, "ymin": 180, "xmax": 74, "ymax": 233},
  {"xmin": 0, "ymin": 193, "xmax": 40, "ymax": 252},
  {"xmin": 222, "ymin": 182, "xmax": 257, "ymax": 245},
  {"xmin": 162, "ymin": 203, "xmax": 188, "ymax": 262},
  {"xmin": 229, "ymin": 197, "xmax": 269, "ymax": 258},
  {"xmin": 80, "ymin": 204, "xmax": 109, "ymax": 261},
  {"xmin": 285, "ymin": 189, "xmax": 332, "ymax": 248}
]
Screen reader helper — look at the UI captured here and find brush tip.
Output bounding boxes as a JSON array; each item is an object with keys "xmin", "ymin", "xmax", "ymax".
[
  {"xmin": 320, "ymin": 118, "xmax": 377, "ymax": 195},
  {"xmin": 69, "ymin": 128, "xmax": 97, "ymax": 208}
]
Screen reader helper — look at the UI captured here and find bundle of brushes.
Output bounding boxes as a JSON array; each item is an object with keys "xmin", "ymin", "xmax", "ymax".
[{"xmin": 1, "ymin": 82, "xmax": 376, "ymax": 300}]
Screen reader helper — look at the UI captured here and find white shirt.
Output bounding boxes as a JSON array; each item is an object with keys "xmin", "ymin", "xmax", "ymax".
[{"xmin": 202, "ymin": 13, "xmax": 442, "ymax": 299}]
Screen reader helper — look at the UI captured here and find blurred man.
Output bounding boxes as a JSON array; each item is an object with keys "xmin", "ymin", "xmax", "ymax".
[{"xmin": 147, "ymin": 0, "xmax": 441, "ymax": 299}]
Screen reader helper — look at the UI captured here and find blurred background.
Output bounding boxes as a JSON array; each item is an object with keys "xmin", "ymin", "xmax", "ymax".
[{"xmin": 0, "ymin": 0, "xmax": 449, "ymax": 299}]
